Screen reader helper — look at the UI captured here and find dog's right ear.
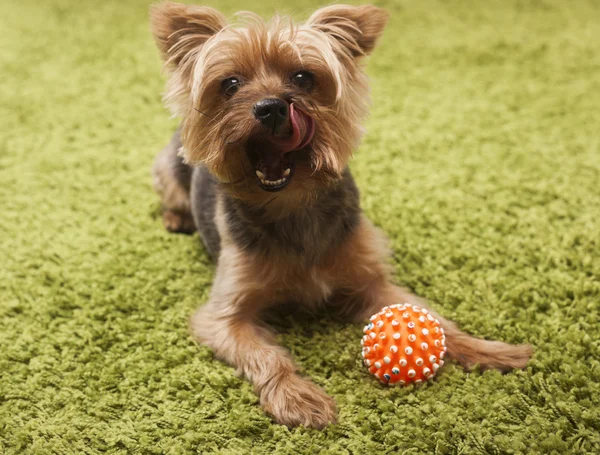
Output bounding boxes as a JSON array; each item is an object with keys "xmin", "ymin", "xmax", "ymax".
[{"xmin": 150, "ymin": 2, "xmax": 227, "ymax": 67}]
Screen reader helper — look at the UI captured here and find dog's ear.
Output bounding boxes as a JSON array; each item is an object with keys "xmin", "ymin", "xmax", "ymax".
[
  {"xmin": 150, "ymin": 2, "xmax": 227, "ymax": 66},
  {"xmin": 308, "ymin": 4, "xmax": 388, "ymax": 57}
]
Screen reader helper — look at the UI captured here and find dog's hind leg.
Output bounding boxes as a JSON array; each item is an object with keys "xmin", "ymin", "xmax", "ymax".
[
  {"xmin": 152, "ymin": 128, "xmax": 196, "ymax": 234},
  {"xmin": 330, "ymin": 216, "xmax": 533, "ymax": 372}
]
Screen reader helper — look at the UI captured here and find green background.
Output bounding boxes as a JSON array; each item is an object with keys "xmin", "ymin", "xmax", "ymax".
[{"xmin": 1, "ymin": 0, "xmax": 599, "ymax": 453}]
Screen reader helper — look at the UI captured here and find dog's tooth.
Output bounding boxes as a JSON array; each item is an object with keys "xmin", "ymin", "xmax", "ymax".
[
  {"xmin": 262, "ymin": 177, "xmax": 290, "ymax": 186},
  {"xmin": 256, "ymin": 170, "xmax": 266, "ymax": 179},
  {"xmin": 283, "ymin": 168, "xmax": 291, "ymax": 177}
]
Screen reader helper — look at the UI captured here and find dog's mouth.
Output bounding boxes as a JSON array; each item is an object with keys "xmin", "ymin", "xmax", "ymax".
[
  {"xmin": 255, "ymin": 160, "xmax": 295, "ymax": 192},
  {"xmin": 250, "ymin": 104, "xmax": 315, "ymax": 193}
]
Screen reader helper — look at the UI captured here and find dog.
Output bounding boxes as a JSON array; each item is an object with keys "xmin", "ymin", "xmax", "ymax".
[{"xmin": 150, "ymin": 2, "xmax": 533, "ymax": 429}]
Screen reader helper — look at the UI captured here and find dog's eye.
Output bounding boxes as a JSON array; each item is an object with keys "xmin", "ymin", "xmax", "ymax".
[
  {"xmin": 221, "ymin": 77, "xmax": 241, "ymax": 98},
  {"xmin": 291, "ymin": 71, "xmax": 315, "ymax": 91}
]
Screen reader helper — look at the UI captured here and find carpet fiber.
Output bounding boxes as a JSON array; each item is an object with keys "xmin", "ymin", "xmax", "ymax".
[{"xmin": 1, "ymin": 0, "xmax": 599, "ymax": 453}]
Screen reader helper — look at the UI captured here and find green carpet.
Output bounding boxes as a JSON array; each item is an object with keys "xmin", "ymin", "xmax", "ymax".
[{"xmin": 1, "ymin": 0, "xmax": 599, "ymax": 453}]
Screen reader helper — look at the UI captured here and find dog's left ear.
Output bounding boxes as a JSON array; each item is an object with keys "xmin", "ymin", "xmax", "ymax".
[
  {"xmin": 150, "ymin": 2, "xmax": 227, "ymax": 67},
  {"xmin": 308, "ymin": 4, "xmax": 389, "ymax": 58}
]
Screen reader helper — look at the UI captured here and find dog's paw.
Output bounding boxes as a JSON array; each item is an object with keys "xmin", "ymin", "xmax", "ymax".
[
  {"xmin": 162, "ymin": 209, "xmax": 195, "ymax": 234},
  {"xmin": 260, "ymin": 373, "xmax": 337, "ymax": 429}
]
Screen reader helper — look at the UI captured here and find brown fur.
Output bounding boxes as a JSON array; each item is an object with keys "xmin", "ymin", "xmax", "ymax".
[{"xmin": 150, "ymin": 2, "xmax": 533, "ymax": 429}]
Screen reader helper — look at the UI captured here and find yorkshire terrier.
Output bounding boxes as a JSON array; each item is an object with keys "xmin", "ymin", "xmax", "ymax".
[{"xmin": 150, "ymin": 2, "xmax": 532, "ymax": 429}]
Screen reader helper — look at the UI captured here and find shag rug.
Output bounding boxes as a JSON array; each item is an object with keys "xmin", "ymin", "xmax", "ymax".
[{"xmin": 1, "ymin": 0, "xmax": 599, "ymax": 453}]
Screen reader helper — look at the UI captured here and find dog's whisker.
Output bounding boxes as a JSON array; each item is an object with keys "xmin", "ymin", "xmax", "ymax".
[
  {"xmin": 258, "ymin": 196, "xmax": 277, "ymax": 210},
  {"xmin": 193, "ymin": 107, "xmax": 214, "ymax": 119}
]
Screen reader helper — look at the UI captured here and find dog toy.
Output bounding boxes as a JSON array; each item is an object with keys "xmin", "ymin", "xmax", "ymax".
[{"xmin": 361, "ymin": 303, "xmax": 447, "ymax": 385}]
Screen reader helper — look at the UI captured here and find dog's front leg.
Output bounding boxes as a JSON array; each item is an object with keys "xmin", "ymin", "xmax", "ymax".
[{"xmin": 189, "ymin": 251, "xmax": 336, "ymax": 429}]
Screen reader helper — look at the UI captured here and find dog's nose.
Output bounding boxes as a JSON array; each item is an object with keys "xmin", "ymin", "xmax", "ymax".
[{"xmin": 253, "ymin": 98, "xmax": 288, "ymax": 131}]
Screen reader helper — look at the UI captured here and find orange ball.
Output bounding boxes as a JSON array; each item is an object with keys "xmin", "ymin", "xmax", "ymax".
[{"xmin": 361, "ymin": 303, "xmax": 447, "ymax": 385}]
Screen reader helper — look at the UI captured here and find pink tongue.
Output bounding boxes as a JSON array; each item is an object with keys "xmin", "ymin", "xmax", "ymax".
[{"xmin": 267, "ymin": 103, "xmax": 315, "ymax": 153}]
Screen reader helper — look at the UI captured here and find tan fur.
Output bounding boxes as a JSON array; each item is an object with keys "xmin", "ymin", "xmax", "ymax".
[
  {"xmin": 151, "ymin": 2, "xmax": 533, "ymax": 429},
  {"xmin": 152, "ymin": 146, "xmax": 189, "ymax": 211}
]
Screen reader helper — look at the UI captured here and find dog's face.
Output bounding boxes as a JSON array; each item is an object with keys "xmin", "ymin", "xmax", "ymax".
[{"xmin": 152, "ymin": 3, "xmax": 388, "ymax": 205}]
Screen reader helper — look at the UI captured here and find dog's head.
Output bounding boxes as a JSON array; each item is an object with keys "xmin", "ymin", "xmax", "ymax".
[{"xmin": 152, "ymin": 2, "xmax": 388, "ymax": 205}]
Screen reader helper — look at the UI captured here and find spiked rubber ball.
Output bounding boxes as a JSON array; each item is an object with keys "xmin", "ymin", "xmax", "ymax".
[{"xmin": 361, "ymin": 303, "xmax": 447, "ymax": 385}]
